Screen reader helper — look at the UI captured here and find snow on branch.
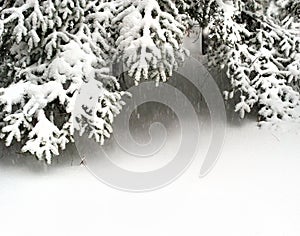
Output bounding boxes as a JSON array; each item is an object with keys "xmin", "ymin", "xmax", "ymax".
[
  {"xmin": 0, "ymin": 0, "xmax": 126, "ymax": 163},
  {"xmin": 207, "ymin": 0, "xmax": 300, "ymax": 122},
  {"xmin": 112, "ymin": 0, "xmax": 188, "ymax": 85}
]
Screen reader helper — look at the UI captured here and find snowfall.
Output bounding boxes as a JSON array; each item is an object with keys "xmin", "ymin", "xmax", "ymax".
[{"xmin": 1, "ymin": 35, "xmax": 300, "ymax": 236}]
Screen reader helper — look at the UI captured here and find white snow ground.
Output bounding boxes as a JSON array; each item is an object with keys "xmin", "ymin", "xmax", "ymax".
[{"xmin": 0, "ymin": 120, "xmax": 300, "ymax": 236}]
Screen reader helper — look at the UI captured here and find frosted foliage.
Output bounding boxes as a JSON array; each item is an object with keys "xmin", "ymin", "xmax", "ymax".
[
  {"xmin": 0, "ymin": 0, "xmax": 188, "ymax": 163},
  {"xmin": 0, "ymin": 0, "xmax": 300, "ymax": 163},
  {"xmin": 206, "ymin": 0, "xmax": 300, "ymax": 122},
  {"xmin": 0, "ymin": 0, "xmax": 125, "ymax": 163},
  {"xmin": 184, "ymin": 0, "xmax": 219, "ymax": 27},
  {"xmin": 112, "ymin": 0, "xmax": 188, "ymax": 85}
]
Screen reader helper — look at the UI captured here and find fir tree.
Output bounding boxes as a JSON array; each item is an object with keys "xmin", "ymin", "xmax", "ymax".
[
  {"xmin": 111, "ymin": 0, "xmax": 188, "ymax": 85},
  {"xmin": 0, "ymin": 0, "xmax": 126, "ymax": 163},
  {"xmin": 0, "ymin": 0, "xmax": 300, "ymax": 163},
  {"xmin": 193, "ymin": 0, "xmax": 300, "ymax": 122}
]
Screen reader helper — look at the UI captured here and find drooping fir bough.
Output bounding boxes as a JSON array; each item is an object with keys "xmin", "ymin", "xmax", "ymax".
[
  {"xmin": 0, "ymin": 0, "xmax": 126, "ymax": 163},
  {"xmin": 193, "ymin": 0, "xmax": 300, "ymax": 122},
  {"xmin": 0, "ymin": 0, "xmax": 300, "ymax": 163},
  {"xmin": 112, "ymin": 0, "xmax": 188, "ymax": 84},
  {"xmin": 0, "ymin": 0, "xmax": 188, "ymax": 163}
]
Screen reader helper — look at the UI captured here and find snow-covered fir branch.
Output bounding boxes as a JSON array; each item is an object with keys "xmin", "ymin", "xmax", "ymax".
[
  {"xmin": 112, "ymin": 0, "xmax": 189, "ymax": 85},
  {"xmin": 0, "ymin": 0, "xmax": 299, "ymax": 163},
  {"xmin": 0, "ymin": 0, "xmax": 126, "ymax": 163},
  {"xmin": 200, "ymin": 0, "xmax": 300, "ymax": 122}
]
